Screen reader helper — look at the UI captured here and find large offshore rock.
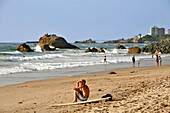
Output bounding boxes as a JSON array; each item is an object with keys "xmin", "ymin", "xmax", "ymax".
[
  {"xmin": 17, "ymin": 43, "xmax": 34, "ymax": 52},
  {"xmin": 38, "ymin": 33, "xmax": 79, "ymax": 49},
  {"xmin": 128, "ymin": 46, "xmax": 141, "ymax": 54}
]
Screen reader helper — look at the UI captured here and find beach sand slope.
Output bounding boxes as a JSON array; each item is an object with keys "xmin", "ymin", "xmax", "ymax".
[{"xmin": 0, "ymin": 65, "xmax": 169, "ymax": 113}]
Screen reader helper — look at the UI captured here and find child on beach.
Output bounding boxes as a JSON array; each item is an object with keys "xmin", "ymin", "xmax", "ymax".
[
  {"xmin": 138, "ymin": 59, "xmax": 140, "ymax": 67},
  {"xmin": 72, "ymin": 79, "xmax": 90, "ymax": 102},
  {"xmin": 159, "ymin": 56, "xmax": 162, "ymax": 66}
]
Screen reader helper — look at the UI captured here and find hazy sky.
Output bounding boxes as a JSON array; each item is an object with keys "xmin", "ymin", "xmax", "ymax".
[{"xmin": 0, "ymin": 0, "xmax": 170, "ymax": 43}]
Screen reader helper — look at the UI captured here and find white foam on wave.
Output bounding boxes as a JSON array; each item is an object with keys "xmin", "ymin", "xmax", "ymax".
[
  {"xmin": 1, "ymin": 53, "xmax": 169, "ymax": 75},
  {"xmin": 0, "ymin": 61, "xmax": 102, "ymax": 75},
  {"xmin": 112, "ymin": 49, "xmax": 128, "ymax": 54},
  {"xmin": 0, "ymin": 51, "xmax": 23, "ymax": 55},
  {"xmin": 35, "ymin": 45, "xmax": 42, "ymax": 52},
  {"xmin": 7, "ymin": 54, "xmax": 64, "ymax": 61}
]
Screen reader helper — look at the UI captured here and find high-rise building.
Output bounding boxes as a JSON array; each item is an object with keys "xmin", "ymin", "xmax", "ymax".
[
  {"xmin": 151, "ymin": 26, "xmax": 165, "ymax": 35},
  {"xmin": 159, "ymin": 28, "xmax": 165, "ymax": 35}
]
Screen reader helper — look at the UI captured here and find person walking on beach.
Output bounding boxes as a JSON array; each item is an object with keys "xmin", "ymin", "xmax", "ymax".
[
  {"xmin": 72, "ymin": 79, "xmax": 90, "ymax": 102},
  {"xmin": 103, "ymin": 56, "xmax": 107, "ymax": 63},
  {"xmin": 132, "ymin": 55, "xmax": 135, "ymax": 67},
  {"xmin": 156, "ymin": 54, "xmax": 159, "ymax": 66},
  {"xmin": 159, "ymin": 56, "xmax": 162, "ymax": 66}
]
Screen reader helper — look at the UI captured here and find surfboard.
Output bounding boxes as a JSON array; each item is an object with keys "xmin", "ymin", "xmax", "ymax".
[{"xmin": 50, "ymin": 97, "xmax": 111, "ymax": 107}]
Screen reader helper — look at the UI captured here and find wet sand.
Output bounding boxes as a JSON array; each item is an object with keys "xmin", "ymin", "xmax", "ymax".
[{"xmin": 0, "ymin": 65, "xmax": 169, "ymax": 113}]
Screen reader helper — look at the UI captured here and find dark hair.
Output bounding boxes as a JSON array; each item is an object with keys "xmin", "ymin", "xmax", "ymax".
[{"xmin": 82, "ymin": 79, "xmax": 86, "ymax": 84}]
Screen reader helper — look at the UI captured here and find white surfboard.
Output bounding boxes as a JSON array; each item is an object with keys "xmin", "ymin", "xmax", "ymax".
[{"xmin": 50, "ymin": 97, "xmax": 111, "ymax": 107}]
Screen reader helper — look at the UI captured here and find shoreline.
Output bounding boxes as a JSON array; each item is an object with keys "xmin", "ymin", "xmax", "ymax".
[
  {"xmin": 1, "ymin": 56, "xmax": 170, "ymax": 87},
  {"xmin": 0, "ymin": 65, "xmax": 169, "ymax": 112}
]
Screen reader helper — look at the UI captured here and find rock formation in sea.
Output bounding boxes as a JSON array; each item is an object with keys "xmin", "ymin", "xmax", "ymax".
[
  {"xmin": 98, "ymin": 48, "xmax": 105, "ymax": 53},
  {"xmin": 38, "ymin": 33, "xmax": 79, "ymax": 49},
  {"xmin": 74, "ymin": 39, "xmax": 96, "ymax": 43},
  {"xmin": 91, "ymin": 47, "xmax": 98, "ymax": 52},
  {"xmin": 85, "ymin": 47, "xmax": 93, "ymax": 53},
  {"xmin": 17, "ymin": 43, "xmax": 34, "ymax": 52},
  {"xmin": 40, "ymin": 45, "xmax": 56, "ymax": 51},
  {"xmin": 115, "ymin": 44, "xmax": 126, "ymax": 49},
  {"xmin": 128, "ymin": 46, "xmax": 141, "ymax": 54},
  {"xmin": 85, "ymin": 47, "xmax": 105, "ymax": 53},
  {"xmin": 141, "ymin": 38, "xmax": 170, "ymax": 54}
]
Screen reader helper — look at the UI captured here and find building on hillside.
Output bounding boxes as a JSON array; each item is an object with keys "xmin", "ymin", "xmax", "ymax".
[
  {"xmin": 133, "ymin": 34, "xmax": 143, "ymax": 43},
  {"xmin": 150, "ymin": 26, "xmax": 165, "ymax": 35}
]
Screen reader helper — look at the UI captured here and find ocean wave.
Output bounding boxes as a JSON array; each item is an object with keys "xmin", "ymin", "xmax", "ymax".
[
  {"xmin": 0, "ymin": 62, "xmax": 102, "ymax": 75},
  {"xmin": 112, "ymin": 49, "xmax": 129, "ymax": 54},
  {"xmin": 0, "ymin": 51, "xmax": 23, "ymax": 55},
  {"xmin": 0, "ymin": 54, "xmax": 169, "ymax": 75},
  {"xmin": 7, "ymin": 54, "xmax": 65, "ymax": 61}
]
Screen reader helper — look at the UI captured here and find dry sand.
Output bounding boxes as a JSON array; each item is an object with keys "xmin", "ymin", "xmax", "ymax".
[{"xmin": 0, "ymin": 65, "xmax": 169, "ymax": 113}]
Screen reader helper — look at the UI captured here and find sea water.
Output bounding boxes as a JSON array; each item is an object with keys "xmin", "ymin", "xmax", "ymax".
[{"xmin": 0, "ymin": 43, "xmax": 170, "ymax": 86}]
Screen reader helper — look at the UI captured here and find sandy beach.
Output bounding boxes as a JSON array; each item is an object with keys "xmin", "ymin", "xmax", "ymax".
[{"xmin": 0, "ymin": 65, "xmax": 169, "ymax": 113}]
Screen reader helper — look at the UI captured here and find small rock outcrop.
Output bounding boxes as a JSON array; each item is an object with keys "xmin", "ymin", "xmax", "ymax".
[
  {"xmin": 74, "ymin": 39, "xmax": 96, "ymax": 43},
  {"xmin": 40, "ymin": 45, "xmax": 56, "ymax": 51},
  {"xmin": 98, "ymin": 48, "xmax": 105, "ymax": 53},
  {"xmin": 141, "ymin": 38, "xmax": 170, "ymax": 54},
  {"xmin": 128, "ymin": 46, "xmax": 141, "ymax": 54},
  {"xmin": 85, "ymin": 47, "xmax": 104, "ymax": 53},
  {"xmin": 17, "ymin": 43, "xmax": 34, "ymax": 52},
  {"xmin": 85, "ymin": 47, "xmax": 93, "ymax": 53},
  {"xmin": 115, "ymin": 44, "xmax": 126, "ymax": 49},
  {"xmin": 91, "ymin": 47, "xmax": 98, "ymax": 52},
  {"xmin": 38, "ymin": 33, "xmax": 79, "ymax": 49}
]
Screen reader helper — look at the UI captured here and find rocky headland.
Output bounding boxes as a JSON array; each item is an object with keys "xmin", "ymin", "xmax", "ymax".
[
  {"xmin": 142, "ymin": 38, "xmax": 170, "ymax": 54},
  {"xmin": 26, "ymin": 41, "xmax": 38, "ymax": 43},
  {"xmin": 103, "ymin": 38, "xmax": 133, "ymax": 43}
]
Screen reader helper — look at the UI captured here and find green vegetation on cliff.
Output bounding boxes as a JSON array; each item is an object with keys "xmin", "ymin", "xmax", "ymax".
[{"xmin": 142, "ymin": 34, "xmax": 170, "ymax": 41}]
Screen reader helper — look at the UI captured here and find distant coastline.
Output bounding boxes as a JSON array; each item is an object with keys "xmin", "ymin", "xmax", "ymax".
[{"xmin": 26, "ymin": 41, "xmax": 38, "ymax": 43}]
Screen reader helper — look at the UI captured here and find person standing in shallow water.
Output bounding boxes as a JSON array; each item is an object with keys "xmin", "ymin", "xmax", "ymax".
[
  {"xmin": 103, "ymin": 56, "xmax": 107, "ymax": 63},
  {"xmin": 156, "ymin": 54, "xmax": 159, "ymax": 66},
  {"xmin": 132, "ymin": 55, "xmax": 135, "ymax": 67}
]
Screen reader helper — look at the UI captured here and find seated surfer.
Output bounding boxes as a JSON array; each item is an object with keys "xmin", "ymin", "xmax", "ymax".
[{"xmin": 72, "ymin": 79, "xmax": 90, "ymax": 102}]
